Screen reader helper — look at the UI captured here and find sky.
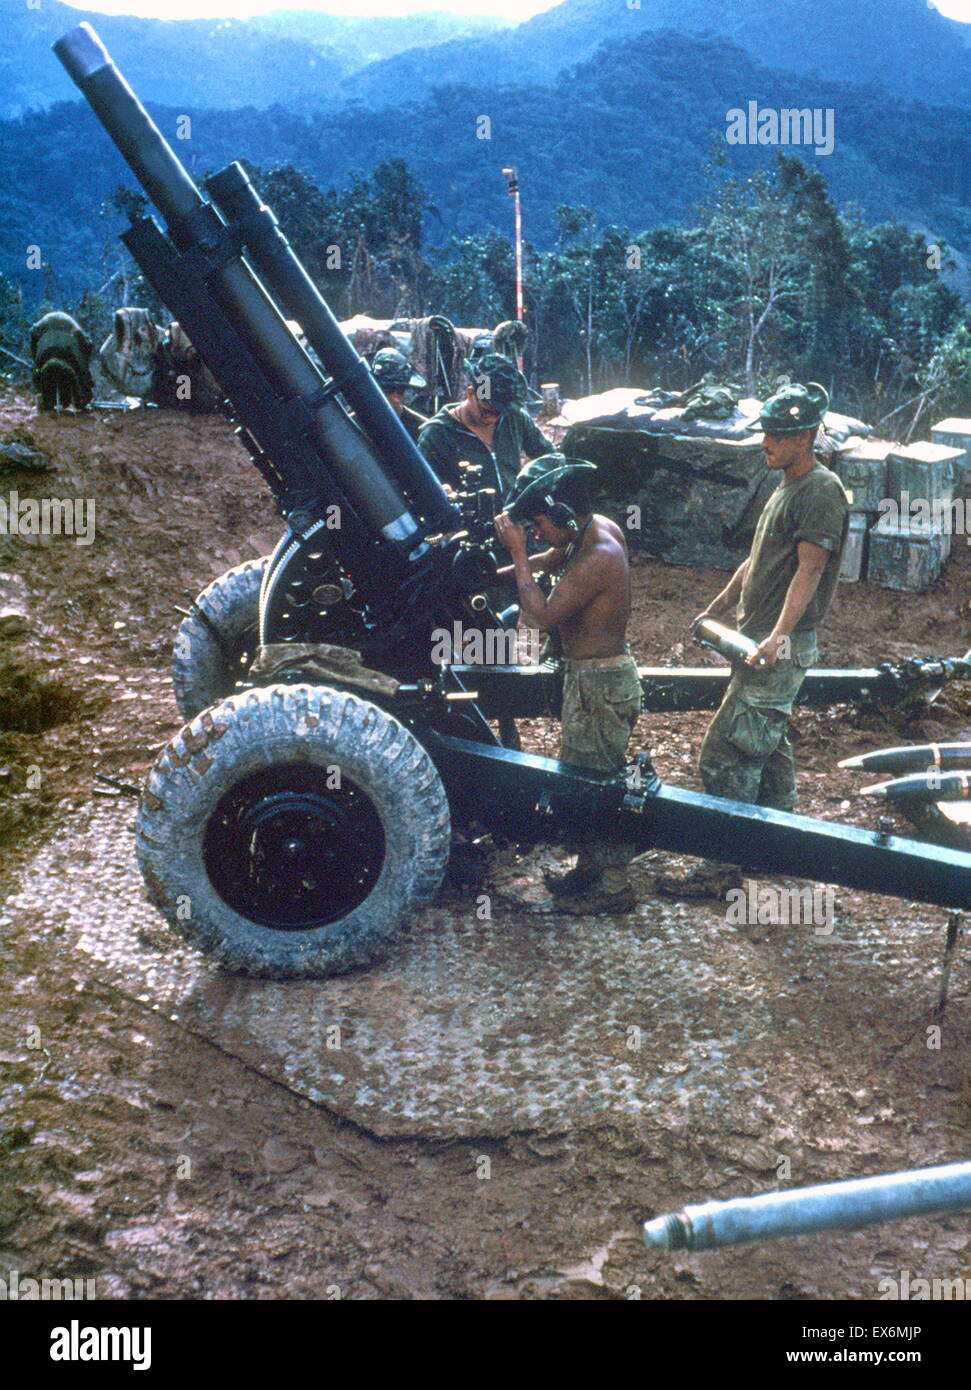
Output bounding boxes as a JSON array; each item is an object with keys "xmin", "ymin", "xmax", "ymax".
[
  {"xmin": 58, "ymin": 0, "xmax": 971, "ymax": 21},
  {"xmin": 60, "ymin": 0, "xmax": 559, "ymax": 17}
]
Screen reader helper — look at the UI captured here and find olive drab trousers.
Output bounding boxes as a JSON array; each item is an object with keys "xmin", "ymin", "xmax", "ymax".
[
  {"xmin": 560, "ymin": 652, "xmax": 642, "ymax": 881},
  {"xmin": 699, "ymin": 629, "xmax": 818, "ymax": 811}
]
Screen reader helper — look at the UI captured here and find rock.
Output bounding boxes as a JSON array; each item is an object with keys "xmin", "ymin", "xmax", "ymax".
[
  {"xmin": 0, "ymin": 609, "xmax": 31, "ymax": 639},
  {"xmin": 0, "ymin": 440, "xmax": 56, "ymax": 473},
  {"xmin": 0, "ymin": 575, "xmax": 32, "ymax": 641},
  {"xmin": 260, "ymin": 1137, "xmax": 304, "ymax": 1174},
  {"xmin": 0, "ymin": 572, "xmax": 29, "ymax": 607},
  {"xmin": 564, "ymin": 420, "xmax": 774, "ymax": 569}
]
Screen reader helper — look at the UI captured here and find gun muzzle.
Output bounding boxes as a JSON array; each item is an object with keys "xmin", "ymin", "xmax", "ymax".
[
  {"xmin": 54, "ymin": 23, "xmax": 427, "ymax": 559},
  {"xmin": 644, "ymin": 1161, "xmax": 971, "ymax": 1252}
]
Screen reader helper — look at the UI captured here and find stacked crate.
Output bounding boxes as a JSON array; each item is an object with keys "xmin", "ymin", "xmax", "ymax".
[
  {"xmin": 930, "ymin": 418, "xmax": 971, "ymax": 479},
  {"xmin": 868, "ymin": 441, "xmax": 964, "ymax": 589},
  {"xmin": 828, "ymin": 441, "xmax": 890, "ymax": 583}
]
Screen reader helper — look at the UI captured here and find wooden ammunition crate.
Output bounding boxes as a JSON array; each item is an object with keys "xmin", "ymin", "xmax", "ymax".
[
  {"xmin": 839, "ymin": 511, "xmax": 871, "ymax": 583},
  {"xmin": 887, "ymin": 441, "xmax": 965, "ymax": 506},
  {"xmin": 867, "ymin": 516, "xmax": 946, "ymax": 592},
  {"xmin": 829, "ymin": 441, "xmax": 891, "ymax": 513}
]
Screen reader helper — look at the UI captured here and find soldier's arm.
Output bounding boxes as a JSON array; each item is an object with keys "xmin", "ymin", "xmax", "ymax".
[
  {"xmin": 521, "ymin": 413, "xmax": 550, "ymax": 460},
  {"xmin": 496, "ymin": 544, "xmax": 567, "ymax": 578},
  {"xmin": 773, "ymin": 541, "xmax": 830, "ymax": 634},
  {"xmin": 696, "ymin": 558, "xmax": 749, "ymax": 623},
  {"xmin": 747, "ymin": 479, "xmax": 848, "ymax": 663},
  {"xmin": 513, "ymin": 545, "xmax": 609, "ymax": 633},
  {"xmin": 746, "ymin": 541, "xmax": 830, "ymax": 666}
]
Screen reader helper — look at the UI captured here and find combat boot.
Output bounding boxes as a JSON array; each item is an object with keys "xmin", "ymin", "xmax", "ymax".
[
  {"xmin": 552, "ymin": 869, "xmax": 636, "ymax": 915},
  {"xmin": 543, "ymin": 863, "xmax": 603, "ymax": 896},
  {"xmin": 544, "ymin": 844, "xmax": 604, "ymax": 897},
  {"xmin": 655, "ymin": 862, "xmax": 743, "ymax": 901}
]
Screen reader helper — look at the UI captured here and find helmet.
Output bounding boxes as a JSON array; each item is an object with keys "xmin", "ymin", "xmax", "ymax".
[
  {"xmin": 465, "ymin": 352, "xmax": 531, "ymax": 411},
  {"xmin": 371, "ymin": 348, "xmax": 425, "ymax": 391},
  {"xmin": 506, "ymin": 454, "xmax": 597, "ymax": 526},
  {"xmin": 749, "ymin": 381, "xmax": 829, "ymax": 436}
]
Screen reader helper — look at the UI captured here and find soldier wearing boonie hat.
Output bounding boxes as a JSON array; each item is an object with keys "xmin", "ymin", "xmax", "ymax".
[
  {"xmin": 496, "ymin": 455, "xmax": 642, "ymax": 914},
  {"xmin": 658, "ymin": 380, "xmax": 850, "ymax": 900},
  {"xmin": 417, "ymin": 352, "xmax": 548, "ymax": 502},
  {"xmin": 369, "ymin": 348, "xmax": 428, "ymax": 444}
]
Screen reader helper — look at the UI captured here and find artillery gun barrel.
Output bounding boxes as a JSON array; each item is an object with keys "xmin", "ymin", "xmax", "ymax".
[
  {"xmin": 861, "ymin": 770, "xmax": 971, "ymax": 802},
  {"xmin": 643, "ymin": 1161, "xmax": 971, "ymax": 1252},
  {"xmin": 205, "ymin": 161, "xmax": 456, "ymax": 533},
  {"xmin": 53, "ymin": 23, "xmax": 425, "ymax": 554},
  {"xmin": 841, "ymin": 742, "xmax": 971, "ymax": 775}
]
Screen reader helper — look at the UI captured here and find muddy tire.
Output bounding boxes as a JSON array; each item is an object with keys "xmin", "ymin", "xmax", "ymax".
[
  {"xmin": 172, "ymin": 557, "xmax": 267, "ymax": 720},
  {"xmin": 136, "ymin": 684, "xmax": 451, "ymax": 979}
]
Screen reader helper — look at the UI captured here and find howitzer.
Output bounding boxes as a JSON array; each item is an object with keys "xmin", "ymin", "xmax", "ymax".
[
  {"xmin": 57, "ymin": 23, "xmax": 971, "ymax": 980},
  {"xmin": 643, "ymin": 1161, "xmax": 971, "ymax": 1251}
]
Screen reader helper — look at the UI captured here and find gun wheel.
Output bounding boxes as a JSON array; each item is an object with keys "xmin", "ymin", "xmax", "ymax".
[
  {"xmin": 172, "ymin": 556, "xmax": 268, "ymax": 719},
  {"xmin": 136, "ymin": 684, "xmax": 451, "ymax": 979}
]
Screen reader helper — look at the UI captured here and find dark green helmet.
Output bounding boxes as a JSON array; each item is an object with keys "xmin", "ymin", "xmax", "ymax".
[
  {"xmin": 465, "ymin": 352, "xmax": 531, "ymax": 411},
  {"xmin": 371, "ymin": 348, "xmax": 425, "ymax": 391},
  {"xmin": 506, "ymin": 454, "xmax": 597, "ymax": 523},
  {"xmin": 749, "ymin": 380, "xmax": 829, "ymax": 436}
]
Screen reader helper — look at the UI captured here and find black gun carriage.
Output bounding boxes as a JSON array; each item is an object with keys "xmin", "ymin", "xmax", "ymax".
[{"xmin": 55, "ymin": 23, "xmax": 971, "ymax": 980}]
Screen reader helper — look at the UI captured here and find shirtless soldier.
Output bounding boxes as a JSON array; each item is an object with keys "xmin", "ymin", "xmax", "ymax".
[{"xmin": 495, "ymin": 457, "xmax": 642, "ymax": 913}]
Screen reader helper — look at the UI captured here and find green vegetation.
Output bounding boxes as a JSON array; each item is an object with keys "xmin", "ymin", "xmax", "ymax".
[
  {"xmin": 6, "ymin": 143, "xmax": 966, "ymax": 435},
  {"xmin": 3, "ymin": 23, "xmax": 970, "ymax": 432}
]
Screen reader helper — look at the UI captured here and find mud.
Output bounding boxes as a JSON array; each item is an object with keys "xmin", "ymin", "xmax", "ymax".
[{"xmin": 0, "ymin": 387, "xmax": 968, "ymax": 1299}]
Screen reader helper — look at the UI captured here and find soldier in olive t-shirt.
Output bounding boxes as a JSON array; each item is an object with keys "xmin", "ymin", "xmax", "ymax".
[
  {"xmin": 657, "ymin": 381, "xmax": 849, "ymax": 900},
  {"xmin": 737, "ymin": 461, "xmax": 849, "ymax": 640}
]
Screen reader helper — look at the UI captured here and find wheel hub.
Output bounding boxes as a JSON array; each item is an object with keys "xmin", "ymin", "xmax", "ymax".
[{"xmin": 203, "ymin": 764, "xmax": 386, "ymax": 929}]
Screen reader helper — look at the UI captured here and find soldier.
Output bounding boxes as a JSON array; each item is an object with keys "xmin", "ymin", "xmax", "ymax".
[
  {"xmin": 658, "ymin": 381, "xmax": 850, "ymax": 899},
  {"xmin": 29, "ymin": 310, "xmax": 94, "ymax": 412},
  {"xmin": 151, "ymin": 321, "xmax": 222, "ymax": 413},
  {"xmin": 370, "ymin": 348, "xmax": 428, "ymax": 444},
  {"xmin": 418, "ymin": 352, "xmax": 548, "ymax": 501},
  {"xmin": 495, "ymin": 457, "xmax": 642, "ymax": 913}
]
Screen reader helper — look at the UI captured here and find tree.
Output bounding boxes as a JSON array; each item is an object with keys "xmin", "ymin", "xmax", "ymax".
[
  {"xmin": 775, "ymin": 154, "xmax": 854, "ymax": 386},
  {"xmin": 337, "ymin": 159, "xmax": 438, "ymax": 317},
  {"xmin": 698, "ymin": 163, "xmax": 808, "ymax": 394},
  {"xmin": 428, "ymin": 230, "xmax": 519, "ymax": 327},
  {"xmin": 551, "ymin": 205, "xmax": 598, "ymax": 394}
]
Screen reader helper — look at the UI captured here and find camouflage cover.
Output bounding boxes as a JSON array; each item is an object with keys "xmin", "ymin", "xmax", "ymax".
[{"xmin": 563, "ymin": 421, "xmax": 774, "ymax": 569}]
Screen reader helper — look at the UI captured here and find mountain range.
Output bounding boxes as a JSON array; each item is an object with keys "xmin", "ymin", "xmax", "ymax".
[
  {"xmin": 2, "ymin": 0, "xmax": 971, "ymax": 303},
  {"xmin": 342, "ymin": 0, "xmax": 971, "ymax": 113},
  {"xmin": 0, "ymin": 0, "xmax": 506, "ymax": 118},
  {"xmin": 4, "ymin": 25, "xmax": 971, "ymax": 300},
  {"xmin": 4, "ymin": 0, "xmax": 971, "ymax": 118}
]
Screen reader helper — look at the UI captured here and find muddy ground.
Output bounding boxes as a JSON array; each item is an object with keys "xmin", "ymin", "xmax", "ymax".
[{"xmin": 0, "ymin": 386, "xmax": 968, "ymax": 1301}]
